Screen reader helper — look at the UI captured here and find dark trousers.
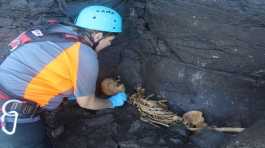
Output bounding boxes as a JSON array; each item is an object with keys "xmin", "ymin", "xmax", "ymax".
[{"xmin": 0, "ymin": 120, "xmax": 52, "ymax": 148}]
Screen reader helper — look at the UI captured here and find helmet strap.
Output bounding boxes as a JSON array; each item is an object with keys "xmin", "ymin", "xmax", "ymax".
[
  {"xmin": 92, "ymin": 38, "xmax": 100, "ymax": 49},
  {"xmin": 89, "ymin": 32, "xmax": 104, "ymax": 50}
]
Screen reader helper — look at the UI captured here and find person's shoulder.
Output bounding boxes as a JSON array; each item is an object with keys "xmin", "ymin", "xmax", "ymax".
[
  {"xmin": 14, "ymin": 41, "xmax": 45, "ymax": 52},
  {"xmin": 47, "ymin": 24, "xmax": 78, "ymax": 36},
  {"xmin": 79, "ymin": 42, "xmax": 97, "ymax": 57}
]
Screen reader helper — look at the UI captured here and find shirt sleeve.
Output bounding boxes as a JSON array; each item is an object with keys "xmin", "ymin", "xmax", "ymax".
[{"xmin": 74, "ymin": 43, "xmax": 98, "ymax": 97}]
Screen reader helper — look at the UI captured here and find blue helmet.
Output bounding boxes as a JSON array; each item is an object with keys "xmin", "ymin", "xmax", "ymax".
[{"xmin": 75, "ymin": 5, "xmax": 122, "ymax": 33}]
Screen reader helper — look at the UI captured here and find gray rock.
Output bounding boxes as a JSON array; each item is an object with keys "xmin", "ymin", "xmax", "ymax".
[
  {"xmin": 139, "ymin": 136, "xmax": 156, "ymax": 145},
  {"xmin": 1, "ymin": 0, "xmax": 265, "ymax": 148},
  {"xmin": 224, "ymin": 120, "xmax": 265, "ymax": 148},
  {"xmin": 119, "ymin": 140, "xmax": 140, "ymax": 148},
  {"xmin": 190, "ymin": 128, "xmax": 231, "ymax": 148},
  {"xmin": 120, "ymin": 0, "xmax": 265, "ymax": 126},
  {"xmin": 8, "ymin": 0, "xmax": 28, "ymax": 10},
  {"xmin": 83, "ymin": 114, "xmax": 114, "ymax": 129},
  {"xmin": 51, "ymin": 125, "xmax": 64, "ymax": 138},
  {"xmin": 169, "ymin": 137, "xmax": 183, "ymax": 145},
  {"xmin": 128, "ymin": 120, "xmax": 142, "ymax": 133}
]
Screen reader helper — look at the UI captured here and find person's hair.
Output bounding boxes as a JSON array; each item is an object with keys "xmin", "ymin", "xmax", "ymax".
[
  {"xmin": 74, "ymin": 26, "xmax": 94, "ymax": 38},
  {"xmin": 74, "ymin": 26, "xmax": 117, "ymax": 38},
  {"xmin": 72, "ymin": 25, "xmax": 118, "ymax": 49},
  {"xmin": 72, "ymin": 26, "xmax": 99, "ymax": 49}
]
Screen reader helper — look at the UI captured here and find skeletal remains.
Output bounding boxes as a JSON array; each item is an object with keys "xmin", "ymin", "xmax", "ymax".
[{"xmin": 101, "ymin": 78, "xmax": 245, "ymax": 133}]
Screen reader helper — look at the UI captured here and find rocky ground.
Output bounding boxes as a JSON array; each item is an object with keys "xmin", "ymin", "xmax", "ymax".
[
  {"xmin": 44, "ymin": 102, "xmax": 233, "ymax": 148},
  {"xmin": 1, "ymin": 0, "xmax": 265, "ymax": 147}
]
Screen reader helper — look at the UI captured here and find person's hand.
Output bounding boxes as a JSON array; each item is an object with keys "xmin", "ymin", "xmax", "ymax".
[{"xmin": 108, "ymin": 92, "xmax": 127, "ymax": 108}]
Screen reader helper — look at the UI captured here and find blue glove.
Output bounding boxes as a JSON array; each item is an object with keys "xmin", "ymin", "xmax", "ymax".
[{"xmin": 108, "ymin": 92, "xmax": 128, "ymax": 108}]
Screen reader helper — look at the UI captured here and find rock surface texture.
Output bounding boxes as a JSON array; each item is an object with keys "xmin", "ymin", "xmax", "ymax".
[
  {"xmin": 119, "ymin": 0, "xmax": 265, "ymax": 127},
  {"xmin": 223, "ymin": 120, "xmax": 265, "ymax": 148},
  {"xmin": 0, "ymin": 0, "xmax": 265, "ymax": 147}
]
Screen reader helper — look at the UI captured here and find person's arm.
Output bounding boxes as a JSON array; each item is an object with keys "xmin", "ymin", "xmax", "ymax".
[
  {"xmin": 76, "ymin": 92, "xmax": 128, "ymax": 110},
  {"xmin": 74, "ymin": 44, "xmax": 127, "ymax": 110},
  {"xmin": 76, "ymin": 95, "xmax": 112, "ymax": 110}
]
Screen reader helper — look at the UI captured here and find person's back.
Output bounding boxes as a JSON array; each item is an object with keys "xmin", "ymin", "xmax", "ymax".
[
  {"xmin": 0, "ymin": 24, "xmax": 99, "ymax": 148},
  {"xmin": 0, "ymin": 25, "xmax": 98, "ymax": 110}
]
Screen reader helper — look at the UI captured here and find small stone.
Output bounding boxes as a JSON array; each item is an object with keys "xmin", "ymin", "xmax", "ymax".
[
  {"xmin": 119, "ymin": 140, "xmax": 140, "ymax": 148},
  {"xmin": 51, "ymin": 125, "xmax": 64, "ymax": 138},
  {"xmin": 139, "ymin": 136, "xmax": 156, "ymax": 145},
  {"xmin": 84, "ymin": 114, "xmax": 114, "ymax": 128},
  {"xmin": 128, "ymin": 120, "xmax": 142, "ymax": 133},
  {"xmin": 169, "ymin": 137, "xmax": 183, "ymax": 145},
  {"xmin": 158, "ymin": 138, "xmax": 166, "ymax": 145},
  {"xmin": 190, "ymin": 128, "xmax": 230, "ymax": 148}
]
